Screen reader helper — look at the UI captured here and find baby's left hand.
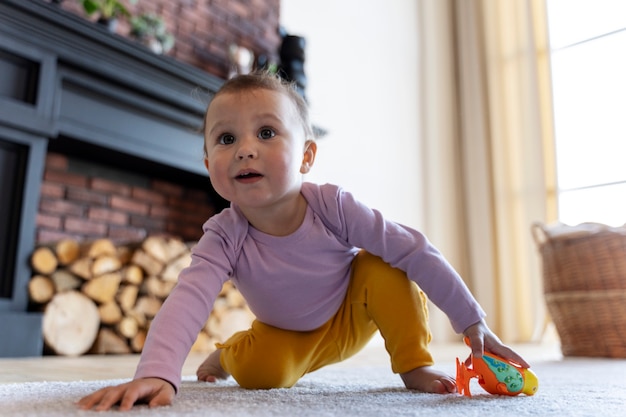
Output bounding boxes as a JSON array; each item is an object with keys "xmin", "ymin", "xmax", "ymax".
[{"xmin": 462, "ymin": 320, "xmax": 531, "ymax": 368}]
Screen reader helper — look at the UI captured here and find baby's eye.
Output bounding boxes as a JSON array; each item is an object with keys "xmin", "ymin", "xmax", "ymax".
[
  {"xmin": 258, "ymin": 128, "xmax": 275, "ymax": 140},
  {"xmin": 219, "ymin": 134, "xmax": 235, "ymax": 145}
]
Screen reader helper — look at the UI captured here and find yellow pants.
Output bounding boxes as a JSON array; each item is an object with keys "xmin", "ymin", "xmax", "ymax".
[{"xmin": 217, "ymin": 251, "xmax": 434, "ymax": 389}]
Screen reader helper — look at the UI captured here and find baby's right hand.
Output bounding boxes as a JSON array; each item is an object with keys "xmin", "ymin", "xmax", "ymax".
[{"xmin": 76, "ymin": 377, "xmax": 175, "ymax": 411}]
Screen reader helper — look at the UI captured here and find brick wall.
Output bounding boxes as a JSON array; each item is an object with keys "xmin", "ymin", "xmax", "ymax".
[
  {"xmin": 33, "ymin": 0, "xmax": 282, "ymax": 246},
  {"xmin": 59, "ymin": 0, "xmax": 281, "ymax": 79},
  {"xmin": 37, "ymin": 153, "xmax": 218, "ymax": 244}
]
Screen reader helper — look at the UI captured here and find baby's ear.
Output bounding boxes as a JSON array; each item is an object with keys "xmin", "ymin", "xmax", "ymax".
[
  {"xmin": 203, "ymin": 157, "xmax": 210, "ymax": 173},
  {"xmin": 300, "ymin": 140, "xmax": 317, "ymax": 174}
]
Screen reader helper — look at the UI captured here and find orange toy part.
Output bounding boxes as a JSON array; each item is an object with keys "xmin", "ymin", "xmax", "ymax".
[{"xmin": 456, "ymin": 338, "xmax": 538, "ymax": 397}]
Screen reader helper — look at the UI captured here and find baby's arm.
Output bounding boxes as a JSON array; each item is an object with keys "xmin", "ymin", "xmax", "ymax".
[
  {"xmin": 463, "ymin": 319, "xmax": 531, "ymax": 368},
  {"xmin": 77, "ymin": 377, "xmax": 175, "ymax": 411}
]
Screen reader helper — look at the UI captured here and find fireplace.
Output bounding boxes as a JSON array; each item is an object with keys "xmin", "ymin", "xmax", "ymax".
[{"xmin": 0, "ymin": 0, "xmax": 257, "ymax": 356}]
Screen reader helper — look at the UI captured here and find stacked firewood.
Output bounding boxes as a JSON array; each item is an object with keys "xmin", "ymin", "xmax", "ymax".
[{"xmin": 28, "ymin": 236, "xmax": 254, "ymax": 357}]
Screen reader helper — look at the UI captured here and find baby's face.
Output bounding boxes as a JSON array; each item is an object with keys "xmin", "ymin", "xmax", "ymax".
[{"xmin": 203, "ymin": 89, "xmax": 315, "ymax": 211}]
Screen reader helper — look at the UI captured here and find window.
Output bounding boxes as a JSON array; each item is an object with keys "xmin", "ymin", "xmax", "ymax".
[{"xmin": 546, "ymin": 0, "xmax": 626, "ymax": 227}]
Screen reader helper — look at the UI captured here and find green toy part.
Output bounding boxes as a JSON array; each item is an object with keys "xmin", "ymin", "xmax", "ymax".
[{"xmin": 482, "ymin": 355, "xmax": 524, "ymax": 393}]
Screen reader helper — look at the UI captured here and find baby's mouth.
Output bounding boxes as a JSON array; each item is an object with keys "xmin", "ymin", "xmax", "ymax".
[
  {"xmin": 236, "ymin": 172, "xmax": 262, "ymax": 179},
  {"xmin": 235, "ymin": 171, "xmax": 263, "ymax": 182}
]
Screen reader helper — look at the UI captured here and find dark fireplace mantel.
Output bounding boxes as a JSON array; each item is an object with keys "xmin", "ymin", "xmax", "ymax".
[{"xmin": 0, "ymin": 0, "xmax": 224, "ymax": 356}]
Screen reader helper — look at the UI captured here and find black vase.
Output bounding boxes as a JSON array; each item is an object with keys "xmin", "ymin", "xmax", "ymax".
[{"xmin": 279, "ymin": 35, "xmax": 307, "ymax": 101}]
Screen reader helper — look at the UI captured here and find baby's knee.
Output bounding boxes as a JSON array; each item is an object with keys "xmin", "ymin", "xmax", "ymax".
[
  {"xmin": 352, "ymin": 251, "xmax": 418, "ymax": 295},
  {"xmin": 222, "ymin": 346, "xmax": 300, "ymax": 389},
  {"xmin": 230, "ymin": 355, "xmax": 300, "ymax": 389}
]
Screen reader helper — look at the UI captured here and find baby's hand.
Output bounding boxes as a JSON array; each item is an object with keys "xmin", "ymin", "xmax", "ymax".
[
  {"xmin": 76, "ymin": 377, "xmax": 175, "ymax": 411},
  {"xmin": 463, "ymin": 320, "xmax": 531, "ymax": 368}
]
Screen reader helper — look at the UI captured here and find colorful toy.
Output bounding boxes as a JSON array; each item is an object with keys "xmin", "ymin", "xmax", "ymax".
[{"xmin": 456, "ymin": 338, "xmax": 538, "ymax": 397}]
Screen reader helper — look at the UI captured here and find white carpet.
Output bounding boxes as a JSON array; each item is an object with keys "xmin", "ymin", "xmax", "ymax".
[{"xmin": 1, "ymin": 358, "xmax": 625, "ymax": 416}]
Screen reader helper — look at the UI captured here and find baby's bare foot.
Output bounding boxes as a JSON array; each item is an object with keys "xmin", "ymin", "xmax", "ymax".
[
  {"xmin": 197, "ymin": 349, "xmax": 230, "ymax": 382},
  {"xmin": 400, "ymin": 366, "xmax": 457, "ymax": 394}
]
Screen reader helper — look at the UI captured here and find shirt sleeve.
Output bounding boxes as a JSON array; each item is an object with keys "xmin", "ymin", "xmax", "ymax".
[
  {"xmin": 133, "ymin": 214, "xmax": 239, "ymax": 391},
  {"xmin": 305, "ymin": 183, "xmax": 486, "ymax": 334}
]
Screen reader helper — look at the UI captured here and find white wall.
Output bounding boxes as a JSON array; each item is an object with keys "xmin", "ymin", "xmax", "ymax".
[{"xmin": 280, "ymin": 0, "xmax": 423, "ymax": 230}]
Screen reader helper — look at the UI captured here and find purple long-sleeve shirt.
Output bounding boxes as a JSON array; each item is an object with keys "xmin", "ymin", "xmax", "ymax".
[{"xmin": 134, "ymin": 182, "xmax": 486, "ymax": 390}]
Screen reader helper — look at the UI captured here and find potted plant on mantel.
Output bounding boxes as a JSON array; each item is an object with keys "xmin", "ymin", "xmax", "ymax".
[
  {"xmin": 130, "ymin": 13, "xmax": 175, "ymax": 54},
  {"xmin": 77, "ymin": 0, "xmax": 137, "ymax": 31}
]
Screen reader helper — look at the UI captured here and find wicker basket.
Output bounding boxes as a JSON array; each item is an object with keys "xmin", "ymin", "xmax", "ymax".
[{"xmin": 532, "ymin": 222, "xmax": 626, "ymax": 357}]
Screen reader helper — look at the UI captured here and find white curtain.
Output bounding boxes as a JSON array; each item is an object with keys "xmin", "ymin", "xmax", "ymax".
[{"xmin": 418, "ymin": 0, "xmax": 558, "ymax": 343}]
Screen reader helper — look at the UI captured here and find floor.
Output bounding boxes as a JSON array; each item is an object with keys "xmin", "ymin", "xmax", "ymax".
[{"xmin": 0, "ymin": 335, "xmax": 562, "ymax": 385}]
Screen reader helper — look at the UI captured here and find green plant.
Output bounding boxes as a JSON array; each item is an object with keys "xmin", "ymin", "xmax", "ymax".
[
  {"xmin": 78, "ymin": 0, "xmax": 136, "ymax": 20},
  {"xmin": 130, "ymin": 13, "xmax": 175, "ymax": 53}
]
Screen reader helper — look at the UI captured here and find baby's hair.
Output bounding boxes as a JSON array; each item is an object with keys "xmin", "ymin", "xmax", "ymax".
[{"xmin": 203, "ymin": 71, "xmax": 315, "ymax": 157}]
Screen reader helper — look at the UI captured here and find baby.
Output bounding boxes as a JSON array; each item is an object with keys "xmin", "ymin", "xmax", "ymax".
[{"xmin": 78, "ymin": 72, "xmax": 529, "ymax": 411}]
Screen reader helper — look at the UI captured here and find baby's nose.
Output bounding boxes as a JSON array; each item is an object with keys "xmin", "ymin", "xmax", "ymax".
[
  {"xmin": 237, "ymin": 152, "xmax": 254, "ymax": 160},
  {"xmin": 236, "ymin": 142, "xmax": 257, "ymax": 159}
]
